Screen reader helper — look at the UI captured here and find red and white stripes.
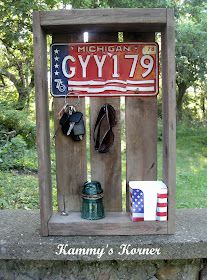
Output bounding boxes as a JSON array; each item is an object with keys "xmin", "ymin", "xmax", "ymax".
[
  {"xmin": 68, "ymin": 79, "xmax": 155, "ymax": 94},
  {"xmin": 156, "ymin": 190, "xmax": 168, "ymax": 221}
]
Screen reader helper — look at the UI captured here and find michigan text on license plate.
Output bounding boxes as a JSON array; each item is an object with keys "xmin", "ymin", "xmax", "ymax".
[{"xmin": 51, "ymin": 43, "xmax": 159, "ymax": 97}]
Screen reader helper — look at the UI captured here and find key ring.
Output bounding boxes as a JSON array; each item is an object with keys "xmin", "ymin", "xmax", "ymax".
[
  {"xmin": 53, "ymin": 92, "xmax": 81, "ymax": 140},
  {"xmin": 64, "ymin": 91, "xmax": 80, "ymax": 108}
]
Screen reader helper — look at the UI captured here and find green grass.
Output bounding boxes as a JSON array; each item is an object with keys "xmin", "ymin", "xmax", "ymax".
[
  {"xmin": 157, "ymin": 122, "xmax": 207, "ymax": 208},
  {"xmin": 0, "ymin": 122, "xmax": 207, "ymax": 210},
  {"xmin": 175, "ymin": 123, "xmax": 207, "ymax": 208},
  {"xmin": 0, "ymin": 171, "xmax": 39, "ymax": 209}
]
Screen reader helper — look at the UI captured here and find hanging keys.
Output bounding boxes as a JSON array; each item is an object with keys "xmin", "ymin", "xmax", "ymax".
[
  {"xmin": 53, "ymin": 103, "xmax": 70, "ymax": 138},
  {"xmin": 69, "ymin": 111, "xmax": 85, "ymax": 141},
  {"xmin": 67, "ymin": 106, "xmax": 76, "ymax": 136},
  {"xmin": 55, "ymin": 98, "xmax": 85, "ymax": 141},
  {"xmin": 67, "ymin": 122, "xmax": 75, "ymax": 136}
]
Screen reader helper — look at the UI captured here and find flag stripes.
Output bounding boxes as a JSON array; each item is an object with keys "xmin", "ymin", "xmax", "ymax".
[{"xmin": 156, "ymin": 189, "xmax": 168, "ymax": 221}]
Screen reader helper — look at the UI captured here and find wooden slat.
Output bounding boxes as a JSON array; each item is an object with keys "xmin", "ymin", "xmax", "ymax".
[
  {"xmin": 161, "ymin": 10, "xmax": 176, "ymax": 234},
  {"xmin": 40, "ymin": 9, "xmax": 167, "ymax": 33},
  {"xmin": 89, "ymin": 33, "xmax": 122, "ymax": 212},
  {"xmin": 126, "ymin": 98, "xmax": 157, "ymax": 180},
  {"xmin": 48, "ymin": 212, "xmax": 168, "ymax": 235},
  {"xmin": 124, "ymin": 32, "xmax": 157, "ymax": 211},
  {"xmin": 33, "ymin": 12, "xmax": 52, "ymax": 236},
  {"xmin": 53, "ymin": 34, "xmax": 87, "ymax": 213}
]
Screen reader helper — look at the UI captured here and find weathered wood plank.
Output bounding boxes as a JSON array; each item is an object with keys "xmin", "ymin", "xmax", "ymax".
[
  {"xmin": 40, "ymin": 9, "xmax": 167, "ymax": 31},
  {"xmin": 124, "ymin": 32, "xmax": 157, "ymax": 211},
  {"xmin": 90, "ymin": 97, "xmax": 122, "ymax": 212},
  {"xmin": 48, "ymin": 212, "xmax": 168, "ymax": 235},
  {"xmin": 161, "ymin": 10, "xmax": 176, "ymax": 234},
  {"xmin": 53, "ymin": 34, "xmax": 87, "ymax": 213},
  {"xmin": 33, "ymin": 11, "xmax": 52, "ymax": 236},
  {"xmin": 89, "ymin": 32, "xmax": 122, "ymax": 212},
  {"xmin": 125, "ymin": 98, "xmax": 157, "ymax": 180}
]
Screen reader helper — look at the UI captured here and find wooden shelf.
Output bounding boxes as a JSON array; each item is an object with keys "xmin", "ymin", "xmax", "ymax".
[
  {"xmin": 48, "ymin": 212, "xmax": 168, "ymax": 235},
  {"xmin": 34, "ymin": 8, "xmax": 176, "ymax": 236}
]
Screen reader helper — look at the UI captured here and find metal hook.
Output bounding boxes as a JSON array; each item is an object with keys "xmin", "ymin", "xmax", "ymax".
[
  {"xmin": 64, "ymin": 90, "xmax": 74, "ymax": 104},
  {"xmin": 73, "ymin": 95, "xmax": 80, "ymax": 108},
  {"xmin": 64, "ymin": 91, "xmax": 80, "ymax": 108}
]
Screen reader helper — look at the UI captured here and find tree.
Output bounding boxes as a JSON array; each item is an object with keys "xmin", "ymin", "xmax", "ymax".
[
  {"xmin": 0, "ymin": 0, "xmax": 60, "ymax": 109},
  {"xmin": 176, "ymin": 6, "xmax": 207, "ymax": 119}
]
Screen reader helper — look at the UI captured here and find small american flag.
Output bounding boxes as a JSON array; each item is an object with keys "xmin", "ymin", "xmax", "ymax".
[
  {"xmin": 129, "ymin": 181, "xmax": 168, "ymax": 222},
  {"xmin": 130, "ymin": 189, "xmax": 144, "ymax": 221}
]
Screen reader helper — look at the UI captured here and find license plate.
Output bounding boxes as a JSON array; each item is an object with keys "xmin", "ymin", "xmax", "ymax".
[{"xmin": 51, "ymin": 43, "xmax": 159, "ymax": 97}]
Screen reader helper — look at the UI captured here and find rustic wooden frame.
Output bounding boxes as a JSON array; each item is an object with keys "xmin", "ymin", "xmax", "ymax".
[{"xmin": 33, "ymin": 8, "xmax": 176, "ymax": 236}]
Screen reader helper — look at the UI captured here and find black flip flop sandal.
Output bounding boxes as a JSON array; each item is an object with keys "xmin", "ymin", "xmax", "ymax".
[{"xmin": 94, "ymin": 104, "xmax": 117, "ymax": 153}]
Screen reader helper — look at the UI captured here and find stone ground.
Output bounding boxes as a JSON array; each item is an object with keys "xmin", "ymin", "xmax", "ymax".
[
  {"xmin": 0, "ymin": 259, "xmax": 205, "ymax": 280},
  {"xmin": 0, "ymin": 209, "xmax": 207, "ymax": 261},
  {"xmin": 0, "ymin": 209, "xmax": 207, "ymax": 279}
]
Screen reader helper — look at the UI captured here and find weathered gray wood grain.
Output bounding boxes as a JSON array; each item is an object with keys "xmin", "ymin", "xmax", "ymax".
[
  {"xmin": 48, "ymin": 212, "xmax": 168, "ymax": 235},
  {"xmin": 40, "ymin": 8, "xmax": 167, "ymax": 26},
  {"xmin": 33, "ymin": 11, "xmax": 52, "ymax": 236},
  {"xmin": 53, "ymin": 34, "xmax": 87, "ymax": 213},
  {"xmin": 124, "ymin": 32, "xmax": 157, "ymax": 212},
  {"xmin": 89, "ymin": 33, "xmax": 122, "ymax": 212},
  {"xmin": 161, "ymin": 10, "xmax": 176, "ymax": 234}
]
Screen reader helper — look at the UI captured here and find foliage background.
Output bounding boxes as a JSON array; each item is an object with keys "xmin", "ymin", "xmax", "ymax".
[{"xmin": 0, "ymin": 0, "xmax": 207, "ymax": 210}]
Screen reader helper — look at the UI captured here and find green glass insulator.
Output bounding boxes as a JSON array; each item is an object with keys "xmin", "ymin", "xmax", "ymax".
[{"xmin": 81, "ymin": 181, "xmax": 105, "ymax": 220}]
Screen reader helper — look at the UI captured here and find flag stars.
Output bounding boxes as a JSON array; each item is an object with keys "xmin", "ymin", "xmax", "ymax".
[
  {"xmin": 131, "ymin": 189, "xmax": 144, "ymax": 216},
  {"xmin": 54, "ymin": 56, "xmax": 59, "ymax": 61},
  {"xmin": 54, "ymin": 70, "xmax": 59, "ymax": 76},
  {"xmin": 54, "ymin": 48, "xmax": 60, "ymax": 54},
  {"xmin": 54, "ymin": 64, "xmax": 59, "ymax": 69}
]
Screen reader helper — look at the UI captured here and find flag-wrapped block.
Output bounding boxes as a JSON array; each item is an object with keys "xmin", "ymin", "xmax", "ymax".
[{"xmin": 129, "ymin": 181, "xmax": 168, "ymax": 222}]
